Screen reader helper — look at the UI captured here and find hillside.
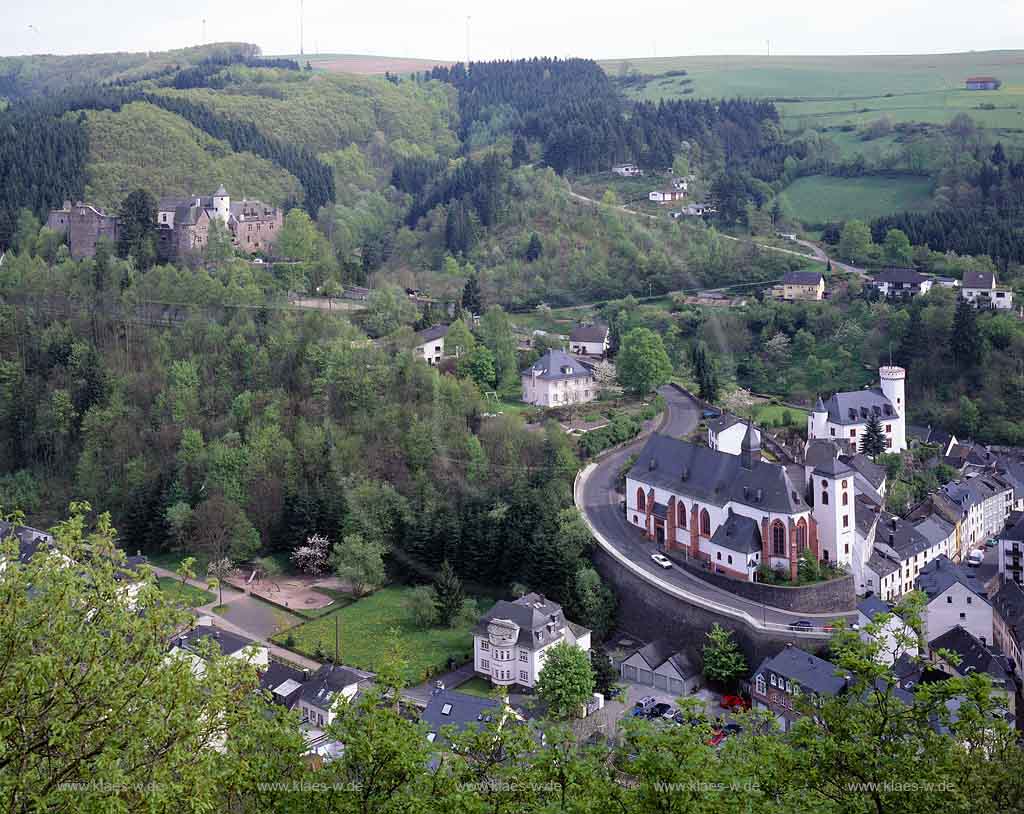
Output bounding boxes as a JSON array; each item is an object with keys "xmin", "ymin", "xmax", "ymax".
[
  {"xmin": 277, "ymin": 53, "xmax": 454, "ymax": 76},
  {"xmin": 82, "ymin": 102, "xmax": 303, "ymax": 209}
]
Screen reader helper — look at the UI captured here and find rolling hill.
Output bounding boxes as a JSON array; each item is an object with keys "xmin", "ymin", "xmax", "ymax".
[{"xmin": 275, "ymin": 53, "xmax": 454, "ymax": 76}]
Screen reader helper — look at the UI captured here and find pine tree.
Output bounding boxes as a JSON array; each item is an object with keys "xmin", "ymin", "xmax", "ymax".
[
  {"xmin": 511, "ymin": 135, "xmax": 529, "ymax": 168},
  {"xmin": 461, "ymin": 273, "xmax": 483, "ymax": 315},
  {"xmin": 433, "ymin": 560, "xmax": 465, "ymax": 626},
  {"xmin": 525, "ymin": 232, "xmax": 543, "ymax": 262},
  {"xmin": 860, "ymin": 412, "xmax": 887, "ymax": 457},
  {"xmin": 951, "ymin": 296, "xmax": 984, "ymax": 371}
]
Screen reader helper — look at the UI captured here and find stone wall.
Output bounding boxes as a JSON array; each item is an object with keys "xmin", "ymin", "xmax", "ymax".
[
  {"xmin": 667, "ymin": 551, "xmax": 855, "ymax": 613},
  {"xmin": 591, "ymin": 546, "xmax": 831, "ymax": 671}
]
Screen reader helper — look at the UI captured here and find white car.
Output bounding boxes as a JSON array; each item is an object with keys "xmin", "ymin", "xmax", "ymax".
[{"xmin": 651, "ymin": 553, "xmax": 673, "ymax": 569}]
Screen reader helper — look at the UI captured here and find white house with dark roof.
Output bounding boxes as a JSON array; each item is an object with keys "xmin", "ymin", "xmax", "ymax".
[
  {"xmin": 707, "ymin": 414, "xmax": 760, "ymax": 456},
  {"xmin": 928, "ymin": 625, "xmax": 1016, "ymax": 717},
  {"xmin": 961, "ymin": 270, "xmax": 1014, "ymax": 310},
  {"xmin": 939, "ymin": 473, "xmax": 1014, "ymax": 551},
  {"xmin": 473, "ymin": 593, "xmax": 591, "ymax": 688},
  {"xmin": 871, "ymin": 268, "xmax": 933, "ymax": 299},
  {"xmin": 808, "ymin": 365, "xmax": 907, "ymax": 453},
  {"xmin": 626, "ymin": 424, "xmax": 857, "ymax": 581},
  {"xmin": 568, "ymin": 324, "xmax": 609, "ymax": 357},
  {"xmin": 996, "ymin": 512, "xmax": 1024, "ymax": 587},
  {"xmin": 414, "ymin": 324, "xmax": 449, "ymax": 365},
  {"xmin": 520, "ymin": 350, "xmax": 595, "ymax": 407},
  {"xmin": 916, "ymin": 556, "xmax": 992, "ymax": 644},
  {"xmin": 780, "ymin": 270, "xmax": 825, "ymax": 301},
  {"xmin": 422, "ymin": 688, "xmax": 522, "ymax": 748},
  {"xmin": 169, "ymin": 619, "xmax": 270, "ymax": 676},
  {"xmin": 857, "ymin": 594, "xmax": 918, "ymax": 664},
  {"xmin": 298, "ymin": 664, "xmax": 361, "ymax": 729},
  {"xmin": 619, "ymin": 639, "xmax": 701, "ymax": 695}
]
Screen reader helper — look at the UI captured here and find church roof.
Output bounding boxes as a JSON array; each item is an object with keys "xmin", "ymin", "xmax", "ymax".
[
  {"xmin": 840, "ymin": 454, "xmax": 887, "ymax": 489},
  {"xmin": 629, "ymin": 433, "xmax": 805, "ymax": 514},
  {"xmin": 214, "ymin": 184, "xmax": 228, "ymax": 197},
  {"xmin": 710, "ymin": 512, "xmax": 762, "ymax": 554}
]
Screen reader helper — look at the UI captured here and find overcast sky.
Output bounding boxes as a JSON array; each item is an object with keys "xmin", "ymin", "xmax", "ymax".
[{"xmin": 2, "ymin": 0, "xmax": 1022, "ymax": 60}]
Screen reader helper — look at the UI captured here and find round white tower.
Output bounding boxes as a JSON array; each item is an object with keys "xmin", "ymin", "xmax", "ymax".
[
  {"xmin": 810, "ymin": 395, "xmax": 828, "ymax": 439},
  {"xmin": 212, "ymin": 184, "xmax": 230, "ymax": 223},
  {"xmin": 878, "ymin": 366, "xmax": 907, "ymax": 452}
]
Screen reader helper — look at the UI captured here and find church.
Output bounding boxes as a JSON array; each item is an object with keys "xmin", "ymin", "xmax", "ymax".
[
  {"xmin": 807, "ymin": 366, "xmax": 908, "ymax": 454},
  {"xmin": 626, "ymin": 425, "xmax": 857, "ymax": 582}
]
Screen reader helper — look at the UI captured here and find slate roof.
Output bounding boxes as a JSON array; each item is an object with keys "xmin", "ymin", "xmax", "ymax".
[
  {"xmin": 805, "ymin": 439, "xmax": 841, "ymax": 470},
  {"xmin": 913, "ymin": 514, "xmax": 955, "ymax": 548},
  {"xmin": 940, "ymin": 474, "xmax": 1010, "ymax": 512},
  {"xmin": 631, "ymin": 640, "xmax": 699, "ymax": 677},
  {"xmin": 259, "ymin": 661, "xmax": 307, "ymax": 708},
  {"xmin": 173, "ymin": 625, "xmax": 258, "ymax": 658},
  {"xmin": 753, "ymin": 645, "xmax": 847, "ymax": 697},
  {"xmin": 783, "ymin": 270, "xmax": 824, "ymax": 286},
  {"xmin": 300, "ymin": 664, "xmax": 362, "ymax": 710},
  {"xmin": 857, "ymin": 594, "xmax": 891, "ymax": 620},
  {"xmin": 630, "ymin": 433, "xmax": 805, "ymax": 514},
  {"xmin": 0, "ymin": 521, "xmax": 54, "ymax": 564},
  {"xmin": 856, "ymin": 494, "xmax": 882, "ymax": 537},
  {"xmin": 867, "ymin": 550, "xmax": 900, "ymax": 579},
  {"xmin": 415, "ymin": 324, "xmax": 449, "ymax": 344},
  {"xmin": 915, "ymin": 555, "xmax": 988, "ymax": 602},
  {"xmin": 158, "ymin": 196, "xmax": 189, "ymax": 212},
  {"xmin": 474, "ymin": 593, "xmax": 571, "ymax": 650},
  {"xmin": 710, "ymin": 512, "xmax": 763, "ymax": 554},
  {"xmin": 569, "ymin": 323, "xmax": 608, "ymax": 343},
  {"xmin": 521, "ymin": 349, "xmax": 593, "ymax": 382},
  {"xmin": 822, "ymin": 388, "xmax": 897, "ymax": 426},
  {"xmin": 214, "ymin": 184, "xmax": 228, "ymax": 197},
  {"xmin": 708, "ymin": 413, "xmax": 745, "ymax": 434},
  {"xmin": 962, "ymin": 270, "xmax": 995, "ymax": 290},
  {"xmin": 840, "ymin": 454, "xmax": 887, "ymax": 489},
  {"xmin": 1001, "ymin": 512, "xmax": 1024, "ymax": 542},
  {"xmin": 873, "ymin": 268, "xmax": 928, "ymax": 285},
  {"xmin": 930, "ymin": 625, "xmax": 1011, "ymax": 683},
  {"xmin": 422, "ymin": 690, "xmax": 503, "ymax": 739}
]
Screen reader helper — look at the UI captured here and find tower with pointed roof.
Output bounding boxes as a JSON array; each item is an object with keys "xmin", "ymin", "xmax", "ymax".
[
  {"xmin": 212, "ymin": 184, "xmax": 230, "ymax": 224},
  {"xmin": 740, "ymin": 421, "xmax": 760, "ymax": 470},
  {"xmin": 810, "ymin": 396, "xmax": 828, "ymax": 439}
]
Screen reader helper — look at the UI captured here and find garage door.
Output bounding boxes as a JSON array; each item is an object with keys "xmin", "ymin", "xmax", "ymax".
[
  {"xmin": 621, "ymin": 664, "xmax": 637, "ymax": 682},
  {"xmin": 654, "ymin": 673, "xmax": 668, "ymax": 690},
  {"xmin": 637, "ymin": 668, "xmax": 653, "ymax": 686},
  {"xmin": 669, "ymin": 678, "xmax": 684, "ymax": 695}
]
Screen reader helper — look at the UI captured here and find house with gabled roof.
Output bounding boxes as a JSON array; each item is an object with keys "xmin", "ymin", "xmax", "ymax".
[
  {"xmin": 473, "ymin": 593, "xmax": 590, "ymax": 689},
  {"xmin": 928, "ymin": 625, "xmax": 1016, "ymax": 717},
  {"xmin": 707, "ymin": 414, "xmax": 761, "ymax": 457},
  {"xmin": 856, "ymin": 594, "xmax": 918, "ymax": 665},
  {"xmin": 619, "ymin": 639, "xmax": 701, "ymax": 695},
  {"xmin": 414, "ymin": 324, "xmax": 449, "ymax": 365},
  {"xmin": 780, "ymin": 270, "xmax": 825, "ymax": 301},
  {"xmin": 916, "ymin": 555, "xmax": 992, "ymax": 644},
  {"xmin": 568, "ymin": 323, "xmax": 609, "ymax": 357},
  {"xmin": 808, "ymin": 365, "xmax": 907, "ymax": 453},
  {"xmin": 961, "ymin": 269, "xmax": 1014, "ymax": 310},
  {"xmin": 871, "ymin": 268, "xmax": 933, "ymax": 299},
  {"xmin": 520, "ymin": 350, "xmax": 595, "ymax": 407},
  {"xmin": 750, "ymin": 644, "xmax": 849, "ymax": 732}
]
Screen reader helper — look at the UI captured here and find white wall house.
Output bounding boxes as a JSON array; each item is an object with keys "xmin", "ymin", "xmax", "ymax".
[
  {"xmin": 940, "ymin": 474, "xmax": 1014, "ymax": 551},
  {"xmin": 961, "ymin": 270, "xmax": 1014, "ymax": 310},
  {"xmin": 706, "ymin": 415, "xmax": 761, "ymax": 456},
  {"xmin": 996, "ymin": 513, "xmax": 1024, "ymax": 587},
  {"xmin": 808, "ymin": 366, "xmax": 907, "ymax": 454},
  {"xmin": 916, "ymin": 556, "xmax": 993, "ymax": 644},
  {"xmin": 473, "ymin": 593, "xmax": 591, "ymax": 689},
  {"xmin": 521, "ymin": 350, "xmax": 595, "ymax": 407},
  {"xmin": 612, "ymin": 164, "xmax": 642, "ymax": 177},
  {"xmin": 414, "ymin": 324, "xmax": 449, "ymax": 365},
  {"xmin": 872, "ymin": 269, "xmax": 933, "ymax": 299},
  {"xmin": 568, "ymin": 324, "xmax": 609, "ymax": 357},
  {"xmin": 649, "ymin": 189, "xmax": 685, "ymax": 204},
  {"xmin": 297, "ymin": 665, "xmax": 360, "ymax": 729},
  {"xmin": 856, "ymin": 595, "xmax": 918, "ymax": 665}
]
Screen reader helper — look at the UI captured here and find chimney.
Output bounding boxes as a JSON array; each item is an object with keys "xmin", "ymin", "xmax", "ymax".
[{"xmin": 303, "ymin": 669, "xmax": 310, "ymax": 681}]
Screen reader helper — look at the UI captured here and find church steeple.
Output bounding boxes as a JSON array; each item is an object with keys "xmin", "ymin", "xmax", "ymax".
[{"xmin": 740, "ymin": 422, "xmax": 760, "ymax": 470}]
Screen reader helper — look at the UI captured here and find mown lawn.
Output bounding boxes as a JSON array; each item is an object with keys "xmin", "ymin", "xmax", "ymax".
[
  {"xmin": 781, "ymin": 174, "xmax": 932, "ymax": 224},
  {"xmin": 452, "ymin": 676, "xmax": 495, "ymax": 698},
  {"xmin": 272, "ymin": 586, "xmax": 475, "ymax": 684},
  {"xmin": 157, "ymin": 576, "xmax": 214, "ymax": 608}
]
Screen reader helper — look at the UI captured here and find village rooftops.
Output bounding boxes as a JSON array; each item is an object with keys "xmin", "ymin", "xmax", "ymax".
[
  {"xmin": 707, "ymin": 412, "xmax": 747, "ymax": 434},
  {"xmin": 630, "ymin": 639, "xmax": 698, "ymax": 677},
  {"xmin": 415, "ymin": 324, "xmax": 449, "ymax": 343},
  {"xmin": 710, "ymin": 512, "xmax": 763, "ymax": 554},
  {"xmin": 474, "ymin": 593, "xmax": 581, "ymax": 650},
  {"xmin": 962, "ymin": 270, "xmax": 996, "ymax": 289},
  {"xmin": 782, "ymin": 270, "xmax": 824, "ymax": 286},
  {"xmin": 915, "ymin": 555, "xmax": 988, "ymax": 601},
  {"xmin": 569, "ymin": 323, "xmax": 609, "ymax": 343},
  {"xmin": 940, "ymin": 474, "xmax": 1009, "ymax": 510},
  {"xmin": 930, "ymin": 625, "xmax": 1012, "ymax": 683},
  {"xmin": 874, "ymin": 268, "xmax": 929, "ymax": 285},
  {"xmin": 753, "ymin": 645, "xmax": 848, "ymax": 698},
  {"xmin": 172, "ymin": 624, "xmax": 258, "ymax": 659},
  {"xmin": 857, "ymin": 593, "xmax": 892, "ymax": 621},
  {"xmin": 259, "ymin": 661, "xmax": 308, "ymax": 708},
  {"xmin": 299, "ymin": 664, "xmax": 363, "ymax": 712},
  {"xmin": 522, "ymin": 349, "xmax": 592, "ymax": 382},
  {"xmin": 874, "ymin": 512, "xmax": 935, "ymax": 559},
  {"xmin": 821, "ymin": 388, "xmax": 897, "ymax": 426},
  {"xmin": 0, "ymin": 521, "xmax": 54, "ymax": 564},
  {"xmin": 630, "ymin": 433, "xmax": 805, "ymax": 514},
  {"xmin": 840, "ymin": 454, "xmax": 887, "ymax": 489},
  {"xmin": 422, "ymin": 689, "xmax": 505, "ymax": 740}
]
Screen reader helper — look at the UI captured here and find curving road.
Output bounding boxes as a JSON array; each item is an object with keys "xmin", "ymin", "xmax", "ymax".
[{"xmin": 576, "ymin": 385, "xmax": 855, "ymax": 635}]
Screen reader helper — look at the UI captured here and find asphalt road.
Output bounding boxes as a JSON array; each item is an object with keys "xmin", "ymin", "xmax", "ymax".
[{"xmin": 578, "ymin": 385, "xmax": 855, "ymax": 633}]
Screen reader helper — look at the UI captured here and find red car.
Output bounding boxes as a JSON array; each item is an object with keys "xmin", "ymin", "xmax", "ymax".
[
  {"xmin": 706, "ymin": 729, "xmax": 726, "ymax": 747},
  {"xmin": 719, "ymin": 695, "xmax": 750, "ymax": 712}
]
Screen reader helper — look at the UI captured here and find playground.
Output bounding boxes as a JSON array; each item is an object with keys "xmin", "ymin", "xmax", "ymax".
[{"xmin": 225, "ymin": 565, "xmax": 344, "ymax": 612}]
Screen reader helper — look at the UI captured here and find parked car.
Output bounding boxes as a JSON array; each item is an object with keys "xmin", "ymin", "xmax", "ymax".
[
  {"xmin": 986, "ymin": 538, "xmax": 998, "ymax": 548},
  {"xmin": 788, "ymin": 619, "xmax": 813, "ymax": 632},
  {"xmin": 648, "ymin": 702, "xmax": 672, "ymax": 719},
  {"xmin": 651, "ymin": 553, "xmax": 673, "ymax": 569},
  {"xmin": 672, "ymin": 711, "xmax": 703, "ymax": 726},
  {"xmin": 605, "ymin": 686, "xmax": 622, "ymax": 700},
  {"xmin": 661, "ymin": 706, "xmax": 679, "ymax": 721},
  {"xmin": 720, "ymin": 695, "xmax": 750, "ymax": 712},
  {"xmin": 706, "ymin": 729, "xmax": 726, "ymax": 747},
  {"xmin": 967, "ymin": 549, "xmax": 984, "ymax": 567},
  {"xmin": 723, "ymin": 723, "xmax": 743, "ymax": 736},
  {"xmin": 632, "ymin": 696, "xmax": 656, "ymax": 717}
]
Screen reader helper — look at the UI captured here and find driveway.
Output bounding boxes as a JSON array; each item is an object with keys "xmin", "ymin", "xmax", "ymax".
[
  {"xmin": 215, "ymin": 594, "xmax": 304, "ymax": 640},
  {"xmin": 576, "ymin": 386, "xmax": 855, "ymax": 633}
]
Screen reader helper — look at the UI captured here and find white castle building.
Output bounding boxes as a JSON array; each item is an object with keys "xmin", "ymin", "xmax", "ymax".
[{"xmin": 808, "ymin": 366, "xmax": 907, "ymax": 454}]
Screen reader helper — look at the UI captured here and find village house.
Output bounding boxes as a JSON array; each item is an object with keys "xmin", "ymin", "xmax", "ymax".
[
  {"xmin": 991, "ymin": 579, "xmax": 1024, "ymax": 681},
  {"xmin": 996, "ymin": 512, "xmax": 1024, "ymax": 587},
  {"xmin": 706, "ymin": 414, "xmax": 761, "ymax": 457},
  {"xmin": 45, "ymin": 201, "xmax": 120, "ymax": 260},
  {"xmin": 750, "ymin": 644, "xmax": 848, "ymax": 732},
  {"xmin": 297, "ymin": 663, "xmax": 361, "ymax": 729},
  {"xmin": 413, "ymin": 324, "xmax": 449, "ymax": 365},
  {"xmin": 856, "ymin": 594, "xmax": 918, "ymax": 665},
  {"xmin": 422, "ymin": 688, "xmax": 522, "ymax": 747},
  {"xmin": 568, "ymin": 323, "xmax": 610, "ymax": 357},
  {"xmin": 808, "ymin": 366, "xmax": 908, "ymax": 454},
  {"xmin": 928, "ymin": 625, "xmax": 1016, "ymax": 717},
  {"xmin": 612, "ymin": 163, "xmax": 643, "ymax": 177},
  {"xmin": 626, "ymin": 425, "xmax": 858, "ymax": 582},
  {"xmin": 915, "ymin": 556, "xmax": 992, "ymax": 644},
  {"xmin": 473, "ymin": 593, "xmax": 591, "ymax": 689},
  {"xmin": 858, "ymin": 505, "xmax": 957, "ymax": 600},
  {"xmin": 779, "ymin": 270, "xmax": 825, "ymax": 301},
  {"xmin": 649, "ymin": 188, "xmax": 686, "ymax": 204},
  {"xmin": 520, "ymin": 349, "xmax": 595, "ymax": 407},
  {"xmin": 871, "ymin": 268, "xmax": 933, "ymax": 299},
  {"xmin": 960, "ymin": 270, "xmax": 1014, "ymax": 310},
  {"xmin": 619, "ymin": 639, "xmax": 701, "ymax": 695},
  {"xmin": 965, "ymin": 76, "xmax": 1001, "ymax": 90},
  {"xmin": 938, "ymin": 473, "xmax": 1015, "ymax": 551},
  {"xmin": 169, "ymin": 620, "xmax": 270, "ymax": 674}
]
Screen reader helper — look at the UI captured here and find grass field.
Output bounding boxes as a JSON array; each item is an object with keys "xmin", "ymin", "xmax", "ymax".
[
  {"xmin": 451, "ymin": 676, "xmax": 495, "ymax": 698},
  {"xmin": 272, "ymin": 586, "xmax": 474, "ymax": 684},
  {"xmin": 781, "ymin": 175, "xmax": 933, "ymax": 224},
  {"xmin": 156, "ymin": 576, "xmax": 214, "ymax": 608},
  {"xmin": 273, "ymin": 53, "xmax": 453, "ymax": 75},
  {"xmin": 745, "ymin": 402, "xmax": 808, "ymax": 429}
]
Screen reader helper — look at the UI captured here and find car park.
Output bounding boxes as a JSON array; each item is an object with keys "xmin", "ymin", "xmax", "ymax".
[
  {"xmin": 632, "ymin": 696, "xmax": 656, "ymax": 717},
  {"xmin": 651, "ymin": 553, "xmax": 673, "ymax": 569},
  {"xmin": 648, "ymin": 702, "xmax": 672, "ymax": 719}
]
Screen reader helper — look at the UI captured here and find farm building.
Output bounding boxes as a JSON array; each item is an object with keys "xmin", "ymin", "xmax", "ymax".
[{"xmin": 965, "ymin": 76, "xmax": 1001, "ymax": 90}]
